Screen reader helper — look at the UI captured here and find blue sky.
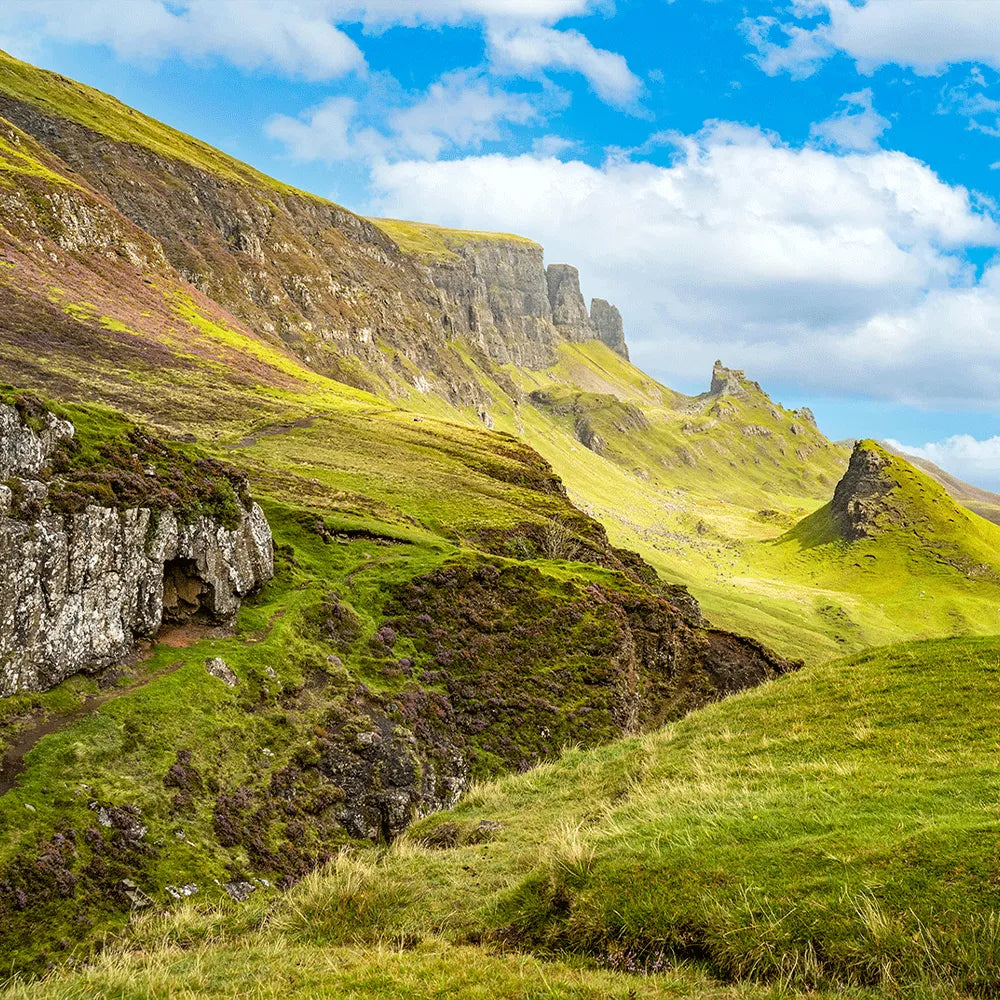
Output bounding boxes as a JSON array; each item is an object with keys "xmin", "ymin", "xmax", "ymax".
[{"xmin": 5, "ymin": 1, "xmax": 1000, "ymax": 486}]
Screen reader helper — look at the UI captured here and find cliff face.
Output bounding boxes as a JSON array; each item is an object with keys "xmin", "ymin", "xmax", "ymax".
[
  {"xmin": 420, "ymin": 242, "xmax": 631, "ymax": 369},
  {"xmin": 422, "ymin": 238, "xmax": 559, "ymax": 368},
  {"xmin": 590, "ymin": 298, "xmax": 629, "ymax": 359},
  {"xmin": 831, "ymin": 441, "xmax": 897, "ymax": 541},
  {"xmin": 0, "ymin": 403, "xmax": 273, "ymax": 696},
  {"xmin": 0, "ymin": 95, "xmax": 629, "ymax": 401}
]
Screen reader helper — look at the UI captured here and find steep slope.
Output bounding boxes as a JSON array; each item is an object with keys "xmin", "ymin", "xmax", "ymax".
[
  {"xmin": 0, "ymin": 55, "xmax": 799, "ymax": 975},
  {"xmin": 882, "ymin": 441, "xmax": 1000, "ymax": 526},
  {"xmin": 748, "ymin": 441, "xmax": 1000, "ymax": 651},
  {"xmin": 13, "ymin": 634, "xmax": 1000, "ymax": 997}
]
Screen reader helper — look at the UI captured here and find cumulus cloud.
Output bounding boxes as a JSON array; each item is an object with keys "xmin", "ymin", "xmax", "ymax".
[
  {"xmin": 487, "ymin": 23, "xmax": 643, "ymax": 108},
  {"xmin": 266, "ymin": 70, "xmax": 542, "ymax": 162},
  {"xmin": 4, "ymin": 0, "xmax": 366, "ymax": 80},
  {"xmin": 366, "ymin": 123, "xmax": 1000, "ymax": 404},
  {"xmin": 887, "ymin": 435, "xmax": 1000, "ymax": 491},
  {"xmin": 810, "ymin": 89, "xmax": 891, "ymax": 151},
  {"xmin": 2, "ymin": 0, "xmax": 625, "ymax": 92},
  {"xmin": 745, "ymin": 0, "xmax": 1000, "ymax": 78}
]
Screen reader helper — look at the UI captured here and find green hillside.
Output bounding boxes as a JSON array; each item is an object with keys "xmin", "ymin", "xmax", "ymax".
[
  {"xmin": 10, "ymin": 636, "xmax": 1000, "ymax": 998},
  {"xmin": 3, "ymin": 47, "xmax": 1000, "ymax": 1000}
]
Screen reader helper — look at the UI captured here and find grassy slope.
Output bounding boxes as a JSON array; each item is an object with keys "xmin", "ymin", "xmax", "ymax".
[
  {"xmin": 371, "ymin": 217, "xmax": 541, "ymax": 262},
  {"xmin": 10, "ymin": 636, "xmax": 1000, "ymax": 998},
  {"xmin": 749, "ymin": 442, "xmax": 1000, "ymax": 652},
  {"xmin": 439, "ymin": 342, "xmax": 858, "ymax": 661},
  {"xmin": 405, "ymin": 338, "xmax": 1000, "ymax": 663},
  {"xmin": 0, "ymin": 126, "xmax": 680, "ymax": 968},
  {"xmin": 0, "ymin": 50, "xmax": 316, "ymax": 198}
]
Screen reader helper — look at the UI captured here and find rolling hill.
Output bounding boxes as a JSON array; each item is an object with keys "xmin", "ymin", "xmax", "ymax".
[{"xmin": 0, "ymin": 47, "xmax": 999, "ymax": 997}]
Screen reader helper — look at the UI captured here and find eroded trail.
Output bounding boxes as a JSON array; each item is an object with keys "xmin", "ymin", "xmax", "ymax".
[{"xmin": 0, "ymin": 624, "xmax": 226, "ymax": 796}]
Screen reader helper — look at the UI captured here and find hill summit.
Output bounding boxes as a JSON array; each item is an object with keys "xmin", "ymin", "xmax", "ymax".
[{"xmin": 831, "ymin": 439, "xmax": 970, "ymax": 543}]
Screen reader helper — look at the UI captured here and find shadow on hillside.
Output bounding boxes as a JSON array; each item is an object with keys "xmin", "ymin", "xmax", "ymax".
[{"xmin": 774, "ymin": 501, "xmax": 840, "ymax": 552}]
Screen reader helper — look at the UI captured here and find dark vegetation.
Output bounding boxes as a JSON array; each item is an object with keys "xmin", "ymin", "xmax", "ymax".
[{"xmin": 2, "ymin": 388, "xmax": 250, "ymax": 526}]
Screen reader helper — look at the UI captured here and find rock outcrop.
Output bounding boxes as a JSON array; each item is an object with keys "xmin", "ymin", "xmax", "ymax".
[
  {"xmin": 422, "ymin": 238, "xmax": 559, "ymax": 368},
  {"xmin": 546, "ymin": 264, "xmax": 593, "ymax": 341},
  {"xmin": 421, "ymin": 241, "xmax": 632, "ymax": 368},
  {"xmin": 590, "ymin": 298, "xmax": 629, "ymax": 359},
  {"xmin": 710, "ymin": 360, "xmax": 755, "ymax": 398},
  {"xmin": 831, "ymin": 441, "xmax": 897, "ymax": 541},
  {"xmin": 0, "ymin": 403, "xmax": 273, "ymax": 696}
]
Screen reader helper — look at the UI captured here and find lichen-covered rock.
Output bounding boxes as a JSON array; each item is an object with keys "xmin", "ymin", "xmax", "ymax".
[
  {"xmin": 0, "ymin": 403, "xmax": 73, "ymax": 479},
  {"xmin": 0, "ymin": 405, "xmax": 273, "ymax": 696},
  {"xmin": 205, "ymin": 657, "xmax": 240, "ymax": 687}
]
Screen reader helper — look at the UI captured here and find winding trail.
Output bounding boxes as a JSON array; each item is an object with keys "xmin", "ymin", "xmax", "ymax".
[
  {"xmin": 0, "ymin": 624, "xmax": 224, "ymax": 797},
  {"xmin": 223, "ymin": 414, "xmax": 320, "ymax": 450}
]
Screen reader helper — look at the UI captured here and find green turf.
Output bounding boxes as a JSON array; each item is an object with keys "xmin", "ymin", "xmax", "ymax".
[
  {"xmin": 370, "ymin": 218, "xmax": 541, "ymax": 262},
  {"xmin": 8, "ymin": 636, "xmax": 999, "ymax": 998}
]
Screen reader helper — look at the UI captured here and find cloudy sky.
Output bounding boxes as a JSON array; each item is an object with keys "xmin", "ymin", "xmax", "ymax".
[{"xmin": 6, "ymin": 1, "xmax": 1000, "ymax": 486}]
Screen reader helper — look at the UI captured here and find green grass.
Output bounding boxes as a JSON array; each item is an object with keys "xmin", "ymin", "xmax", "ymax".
[
  {"xmin": 9, "ymin": 636, "xmax": 1000, "ymax": 997},
  {"xmin": 0, "ymin": 123, "xmax": 80, "ymax": 189},
  {"xmin": 0, "ymin": 50, "xmax": 322, "ymax": 199},
  {"xmin": 370, "ymin": 218, "xmax": 541, "ymax": 262},
  {"xmin": 2, "ymin": 936, "xmax": 920, "ymax": 1000}
]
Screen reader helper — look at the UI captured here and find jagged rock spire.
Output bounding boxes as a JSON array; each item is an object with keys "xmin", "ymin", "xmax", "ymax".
[{"xmin": 590, "ymin": 299, "xmax": 629, "ymax": 360}]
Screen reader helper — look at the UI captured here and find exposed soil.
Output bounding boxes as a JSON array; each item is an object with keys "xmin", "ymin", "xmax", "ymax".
[
  {"xmin": 0, "ymin": 623, "xmax": 227, "ymax": 796},
  {"xmin": 224, "ymin": 414, "xmax": 320, "ymax": 449}
]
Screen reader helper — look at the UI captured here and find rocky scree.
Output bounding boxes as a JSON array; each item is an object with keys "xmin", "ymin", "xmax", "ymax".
[{"xmin": 0, "ymin": 397, "xmax": 273, "ymax": 695}]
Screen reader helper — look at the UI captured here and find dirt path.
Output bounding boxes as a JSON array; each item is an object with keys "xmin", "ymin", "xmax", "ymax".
[
  {"xmin": 0, "ymin": 624, "xmax": 226, "ymax": 797},
  {"xmin": 224, "ymin": 414, "xmax": 320, "ymax": 450}
]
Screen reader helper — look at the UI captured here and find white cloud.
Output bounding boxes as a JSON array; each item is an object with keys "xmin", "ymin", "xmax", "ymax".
[
  {"xmin": 337, "ymin": 0, "xmax": 596, "ymax": 27},
  {"xmin": 5, "ymin": 0, "xmax": 366, "ymax": 80},
  {"xmin": 746, "ymin": 0, "xmax": 1000, "ymax": 78},
  {"xmin": 810, "ymin": 89, "xmax": 890, "ymax": 151},
  {"xmin": 367, "ymin": 122, "xmax": 1000, "ymax": 405},
  {"xmin": 531, "ymin": 134, "xmax": 579, "ymax": 157},
  {"xmin": 741, "ymin": 16, "xmax": 833, "ymax": 80},
  {"xmin": 267, "ymin": 71, "xmax": 541, "ymax": 162},
  {"xmin": 2, "ymin": 0, "xmax": 611, "ymax": 80},
  {"xmin": 266, "ymin": 96, "xmax": 367, "ymax": 161},
  {"xmin": 389, "ymin": 71, "xmax": 540, "ymax": 159},
  {"xmin": 887, "ymin": 435, "xmax": 1000, "ymax": 491},
  {"xmin": 487, "ymin": 24, "xmax": 643, "ymax": 108},
  {"xmin": 940, "ymin": 73, "xmax": 1000, "ymax": 137}
]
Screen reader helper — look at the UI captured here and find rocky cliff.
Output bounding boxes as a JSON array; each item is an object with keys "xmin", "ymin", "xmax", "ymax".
[
  {"xmin": 830, "ymin": 441, "xmax": 899, "ymax": 541},
  {"xmin": 590, "ymin": 298, "xmax": 629, "ymax": 359},
  {"xmin": 0, "ymin": 76, "xmax": 628, "ymax": 405},
  {"xmin": 415, "ymin": 235, "xmax": 631, "ymax": 369},
  {"xmin": 0, "ymin": 402, "xmax": 273, "ymax": 696}
]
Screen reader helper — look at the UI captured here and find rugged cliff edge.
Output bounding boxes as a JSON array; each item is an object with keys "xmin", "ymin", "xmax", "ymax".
[
  {"xmin": 0, "ymin": 400, "xmax": 273, "ymax": 696},
  {"xmin": 371, "ymin": 221, "xmax": 631, "ymax": 369}
]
